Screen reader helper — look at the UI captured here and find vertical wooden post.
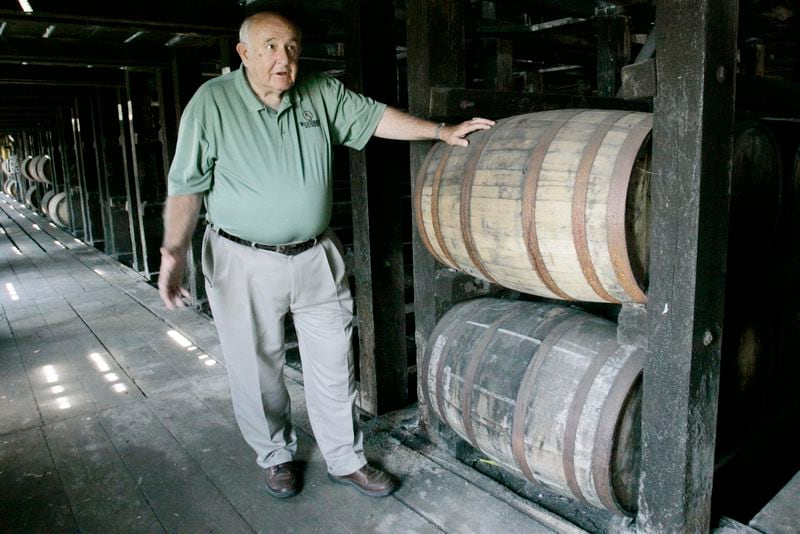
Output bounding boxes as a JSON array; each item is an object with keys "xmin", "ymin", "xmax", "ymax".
[
  {"xmin": 89, "ymin": 90, "xmax": 114, "ymax": 251},
  {"xmin": 639, "ymin": 0, "xmax": 738, "ymax": 531},
  {"xmin": 117, "ymin": 84, "xmax": 143, "ymax": 272},
  {"xmin": 70, "ymin": 98, "xmax": 92, "ymax": 240},
  {"xmin": 407, "ymin": 0, "xmax": 466, "ymax": 430},
  {"xmin": 597, "ymin": 8, "xmax": 630, "ymax": 98},
  {"xmin": 343, "ymin": 0, "xmax": 409, "ymax": 415}
]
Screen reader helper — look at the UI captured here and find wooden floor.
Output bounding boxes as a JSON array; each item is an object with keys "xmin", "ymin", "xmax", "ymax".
[{"xmin": 0, "ymin": 193, "xmax": 582, "ymax": 534}]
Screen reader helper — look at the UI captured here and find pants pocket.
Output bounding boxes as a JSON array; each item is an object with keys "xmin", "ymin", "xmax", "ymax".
[
  {"xmin": 320, "ymin": 230, "xmax": 350, "ymax": 294},
  {"xmin": 201, "ymin": 227, "xmax": 215, "ymax": 288}
]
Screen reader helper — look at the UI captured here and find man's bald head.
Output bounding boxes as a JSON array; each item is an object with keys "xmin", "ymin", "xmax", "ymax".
[{"xmin": 239, "ymin": 11, "xmax": 301, "ymax": 46}]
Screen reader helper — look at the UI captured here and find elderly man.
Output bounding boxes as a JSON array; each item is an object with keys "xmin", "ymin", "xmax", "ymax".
[{"xmin": 159, "ymin": 10, "xmax": 493, "ymax": 499}]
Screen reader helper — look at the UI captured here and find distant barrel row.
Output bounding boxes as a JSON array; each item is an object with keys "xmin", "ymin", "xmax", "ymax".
[
  {"xmin": 1, "ymin": 155, "xmax": 54, "ymax": 184},
  {"xmin": 0, "ymin": 158, "xmax": 13, "ymax": 178},
  {"xmin": 19, "ymin": 155, "xmax": 54, "ymax": 184},
  {"xmin": 1, "ymin": 177, "xmax": 76, "ymax": 229}
]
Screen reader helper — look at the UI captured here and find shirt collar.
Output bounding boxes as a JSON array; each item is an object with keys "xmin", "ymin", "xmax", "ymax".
[{"xmin": 235, "ymin": 66, "xmax": 301, "ymax": 114}]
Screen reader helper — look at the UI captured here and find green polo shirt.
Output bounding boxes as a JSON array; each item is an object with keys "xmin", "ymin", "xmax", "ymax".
[{"xmin": 167, "ymin": 67, "xmax": 386, "ymax": 244}]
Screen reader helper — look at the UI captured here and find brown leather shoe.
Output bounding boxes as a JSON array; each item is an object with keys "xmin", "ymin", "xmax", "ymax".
[
  {"xmin": 265, "ymin": 462, "xmax": 298, "ymax": 498},
  {"xmin": 328, "ymin": 464, "xmax": 396, "ymax": 497}
]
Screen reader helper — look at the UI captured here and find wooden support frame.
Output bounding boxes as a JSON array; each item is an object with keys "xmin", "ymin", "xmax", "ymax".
[
  {"xmin": 407, "ymin": 0, "xmax": 742, "ymax": 528},
  {"xmin": 116, "ymin": 84, "xmax": 144, "ymax": 272},
  {"xmin": 429, "ymin": 87, "xmax": 649, "ymax": 118},
  {"xmin": 596, "ymin": 8, "xmax": 630, "ymax": 98},
  {"xmin": 343, "ymin": 0, "xmax": 409, "ymax": 416},
  {"xmin": 639, "ymin": 0, "xmax": 738, "ymax": 531},
  {"xmin": 87, "ymin": 90, "xmax": 114, "ymax": 250},
  {"xmin": 70, "ymin": 99, "xmax": 93, "ymax": 241},
  {"xmin": 407, "ymin": 0, "xmax": 466, "ymax": 433}
]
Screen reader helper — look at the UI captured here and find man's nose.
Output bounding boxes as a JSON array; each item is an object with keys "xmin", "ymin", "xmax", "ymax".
[{"xmin": 274, "ymin": 46, "xmax": 290, "ymax": 63}]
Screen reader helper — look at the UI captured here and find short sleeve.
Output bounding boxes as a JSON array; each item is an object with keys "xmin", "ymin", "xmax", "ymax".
[
  {"xmin": 322, "ymin": 75, "xmax": 387, "ymax": 150},
  {"xmin": 167, "ymin": 89, "xmax": 216, "ymax": 196}
]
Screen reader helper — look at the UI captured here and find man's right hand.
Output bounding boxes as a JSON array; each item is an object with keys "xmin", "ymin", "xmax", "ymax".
[{"xmin": 158, "ymin": 247, "xmax": 191, "ymax": 310}]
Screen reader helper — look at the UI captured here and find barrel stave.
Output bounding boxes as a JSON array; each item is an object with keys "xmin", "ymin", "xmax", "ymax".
[
  {"xmin": 465, "ymin": 305, "xmax": 573, "ymax": 470},
  {"xmin": 471, "ymin": 117, "xmax": 567, "ymax": 297},
  {"xmin": 524, "ymin": 315, "xmax": 615, "ymax": 496},
  {"xmin": 587, "ymin": 115, "xmax": 650, "ymax": 302}
]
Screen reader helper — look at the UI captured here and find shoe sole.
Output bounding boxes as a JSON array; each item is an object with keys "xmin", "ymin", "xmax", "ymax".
[
  {"xmin": 265, "ymin": 484, "xmax": 298, "ymax": 499},
  {"xmin": 327, "ymin": 473, "xmax": 395, "ymax": 497}
]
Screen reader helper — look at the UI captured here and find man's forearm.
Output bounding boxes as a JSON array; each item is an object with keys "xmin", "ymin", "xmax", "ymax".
[
  {"xmin": 162, "ymin": 193, "xmax": 204, "ymax": 254},
  {"xmin": 374, "ymin": 107, "xmax": 440, "ymax": 140},
  {"xmin": 374, "ymin": 107, "xmax": 494, "ymax": 147}
]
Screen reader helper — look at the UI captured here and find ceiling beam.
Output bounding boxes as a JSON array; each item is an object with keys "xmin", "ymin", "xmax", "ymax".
[
  {"xmin": 0, "ymin": 8, "xmax": 239, "ymax": 35},
  {"xmin": 0, "ymin": 63, "xmax": 126, "ymax": 87},
  {"xmin": 0, "ymin": 36, "xmax": 172, "ymax": 68}
]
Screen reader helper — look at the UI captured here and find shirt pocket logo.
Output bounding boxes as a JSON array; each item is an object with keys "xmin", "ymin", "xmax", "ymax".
[{"xmin": 301, "ymin": 110, "xmax": 321, "ymax": 129}]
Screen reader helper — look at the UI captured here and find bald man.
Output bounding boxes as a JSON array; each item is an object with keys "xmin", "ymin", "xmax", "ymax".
[{"xmin": 159, "ymin": 11, "xmax": 494, "ymax": 499}]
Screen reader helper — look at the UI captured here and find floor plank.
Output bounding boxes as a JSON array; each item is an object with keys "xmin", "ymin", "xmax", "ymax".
[
  {"xmin": 0, "ymin": 362, "xmax": 40, "ymax": 435},
  {"xmin": 99, "ymin": 400, "xmax": 255, "ymax": 533},
  {"xmin": 750, "ymin": 470, "xmax": 800, "ymax": 534},
  {"xmin": 44, "ymin": 414, "xmax": 164, "ymax": 532},
  {"xmin": 0, "ymin": 427, "xmax": 77, "ymax": 532}
]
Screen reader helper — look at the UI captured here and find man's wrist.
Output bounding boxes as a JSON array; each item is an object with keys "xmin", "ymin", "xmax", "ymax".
[
  {"xmin": 434, "ymin": 122, "xmax": 446, "ymax": 141},
  {"xmin": 161, "ymin": 245, "xmax": 187, "ymax": 257}
]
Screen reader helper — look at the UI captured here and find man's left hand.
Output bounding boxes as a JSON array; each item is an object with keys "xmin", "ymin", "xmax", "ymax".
[{"xmin": 440, "ymin": 117, "xmax": 495, "ymax": 147}]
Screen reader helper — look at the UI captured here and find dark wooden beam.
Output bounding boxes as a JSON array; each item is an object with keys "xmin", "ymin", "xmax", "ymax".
[
  {"xmin": 428, "ymin": 87, "xmax": 650, "ymax": 120},
  {"xmin": 596, "ymin": 11, "xmax": 630, "ymax": 97},
  {"xmin": 620, "ymin": 58, "xmax": 656, "ymax": 100},
  {"xmin": 0, "ymin": 37, "xmax": 171, "ymax": 68},
  {"xmin": 501, "ymin": 0, "xmax": 599, "ymax": 16},
  {"xmin": 0, "ymin": 64, "xmax": 126, "ymax": 88},
  {"xmin": 407, "ymin": 0, "xmax": 465, "ymax": 432},
  {"xmin": 639, "ymin": 0, "xmax": 738, "ymax": 531},
  {"xmin": 0, "ymin": 8, "xmax": 239, "ymax": 34},
  {"xmin": 343, "ymin": 0, "xmax": 408, "ymax": 415}
]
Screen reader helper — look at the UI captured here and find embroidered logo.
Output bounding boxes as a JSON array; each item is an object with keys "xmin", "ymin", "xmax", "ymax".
[{"xmin": 300, "ymin": 109, "xmax": 321, "ymax": 129}]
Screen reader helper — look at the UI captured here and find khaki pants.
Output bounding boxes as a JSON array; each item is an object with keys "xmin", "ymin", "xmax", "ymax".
[{"xmin": 202, "ymin": 225, "xmax": 366, "ymax": 476}]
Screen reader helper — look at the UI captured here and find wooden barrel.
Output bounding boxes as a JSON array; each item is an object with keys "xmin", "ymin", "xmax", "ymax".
[
  {"xmin": 423, "ymin": 298, "xmax": 643, "ymax": 514},
  {"xmin": 781, "ymin": 142, "xmax": 800, "ymax": 240},
  {"xmin": 3, "ymin": 178, "xmax": 18, "ymax": 197},
  {"xmin": 728, "ymin": 122, "xmax": 783, "ymax": 281},
  {"xmin": 20, "ymin": 157, "xmax": 37, "ymax": 182},
  {"xmin": 717, "ymin": 306, "xmax": 778, "ymax": 457},
  {"xmin": 24, "ymin": 186, "xmax": 42, "ymax": 210},
  {"xmin": 48, "ymin": 192, "xmax": 69, "ymax": 227},
  {"xmin": 416, "ymin": 109, "xmax": 652, "ymax": 304},
  {"xmin": 48, "ymin": 189, "xmax": 84, "ymax": 230},
  {"xmin": 40, "ymin": 189, "xmax": 56, "ymax": 217},
  {"xmin": 33, "ymin": 155, "xmax": 53, "ymax": 185},
  {"xmin": 0, "ymin": 158, "xmax": 12, "ymax": 177}
]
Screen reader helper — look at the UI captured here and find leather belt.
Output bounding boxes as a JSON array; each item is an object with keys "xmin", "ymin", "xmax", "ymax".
[{"xmin": 215, "ymin": 227, "xmax": 318, "ymax": 255}]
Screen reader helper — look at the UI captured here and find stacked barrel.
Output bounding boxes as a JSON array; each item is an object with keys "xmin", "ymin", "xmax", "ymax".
[
  {"xmin": 415, "ymin": 109, "xmax": 782, "ymax": 515},
  {"xmin": 1, "ymin": 157, "xmax": 18, "ymax": 198},
  {"xmin": 1, "ymin": 154, "xmax": 81, "ymax": 229},
  {"xmin": 18, "ymin": 155, "xmax": 55, "ymax": 215},
  {"xmin": 416, "ymin": 110, "xmax": 652, "ymax": 304}
]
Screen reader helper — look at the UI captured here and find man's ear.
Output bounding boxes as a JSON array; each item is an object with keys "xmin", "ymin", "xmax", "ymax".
[{"xmin": 235, "ymin": 42, "xmax": 249, "ymax": 64}]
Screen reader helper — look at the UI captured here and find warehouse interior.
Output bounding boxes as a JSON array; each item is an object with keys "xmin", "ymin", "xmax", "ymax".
[{"xmin": 1, "ymin": 0, "xmax": 799, "ymax": 532}]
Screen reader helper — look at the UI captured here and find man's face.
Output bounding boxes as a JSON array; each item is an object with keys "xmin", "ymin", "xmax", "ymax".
[{"xmin": 236, "ymin": 15, "xmax": 301, "ymax": 100}]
